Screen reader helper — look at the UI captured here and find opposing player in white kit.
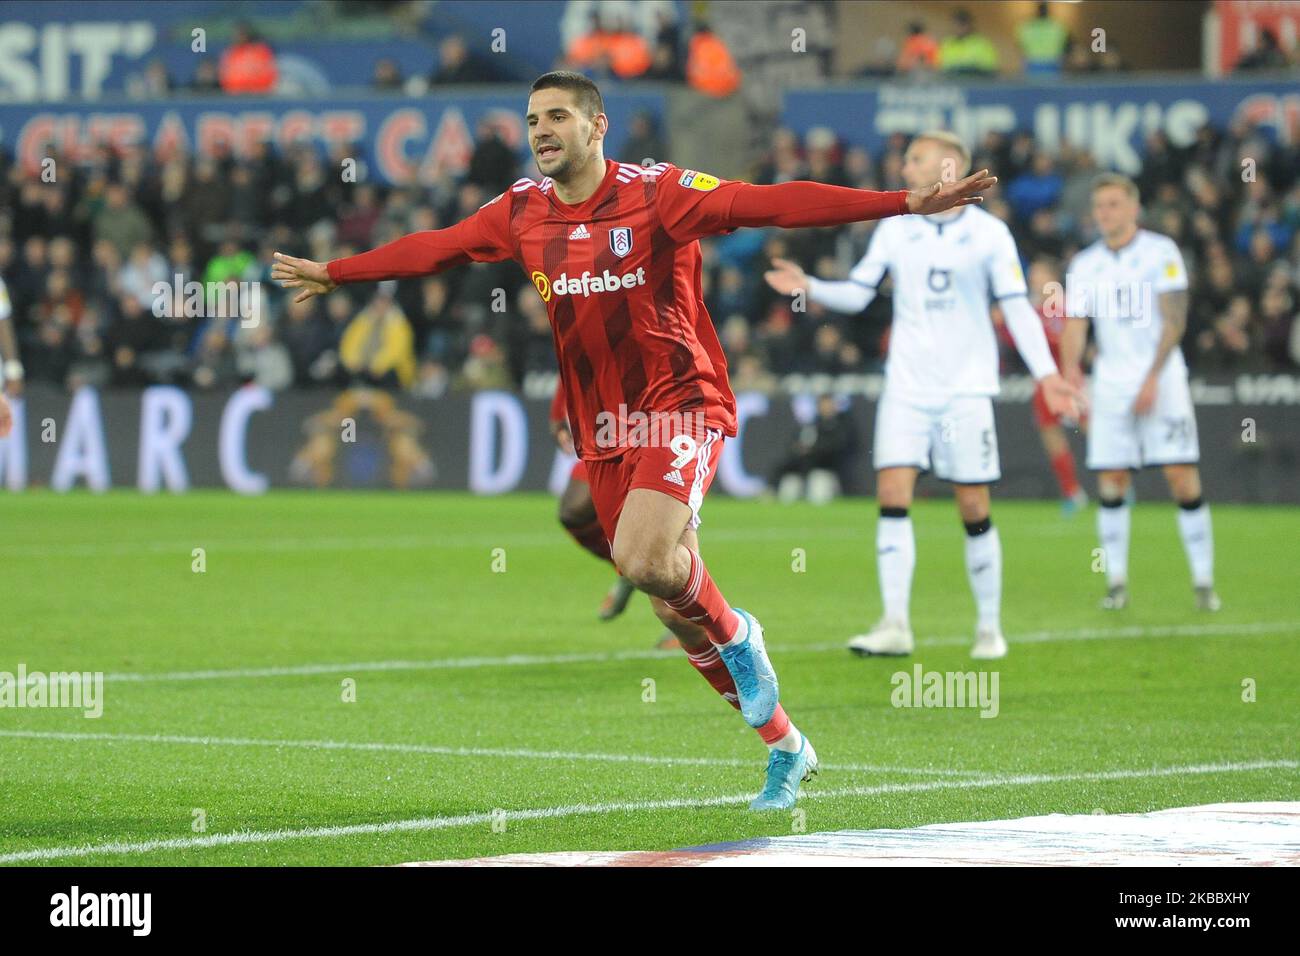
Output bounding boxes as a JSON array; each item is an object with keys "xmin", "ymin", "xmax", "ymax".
[
  {"xmin": 766, "ymin": 132, "xmax": 1082, "ymax": 659},
  {"xmin": 1059, "ymin": 174, "xmax": 1220, "ymax": 612}
]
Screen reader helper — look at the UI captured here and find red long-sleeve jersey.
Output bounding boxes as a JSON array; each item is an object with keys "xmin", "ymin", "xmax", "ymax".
[{"xmin": 327, "ymin": 159, "xmax": 909, "ymax": 460}]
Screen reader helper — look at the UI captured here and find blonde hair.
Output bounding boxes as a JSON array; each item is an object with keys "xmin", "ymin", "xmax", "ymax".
[
  {"xmin": 1091, "ymin": 173, "xmax": 1140, "ymax": 201},
  {"xmin": 912, "ymin": 130, "xmax": 972, "ymax": 178}
]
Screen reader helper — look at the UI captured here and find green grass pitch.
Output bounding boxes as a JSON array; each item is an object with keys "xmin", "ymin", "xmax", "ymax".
[{"xmin": 1, "ymin": 490, "xmax": 1297, "ymax": 865}]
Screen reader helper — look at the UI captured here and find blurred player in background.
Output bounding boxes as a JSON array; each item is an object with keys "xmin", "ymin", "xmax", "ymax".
[
  {"xmin": 273, "ymin": 74, "xmax": 995, "ymax": 808},
  {"xmin": 766, "ymin": 131, "xmax": 1082, "ymax": 660},
  {"xmin": 1060, "ymin": 175, "xmax": 1220, "ymax": 612},
  {"xmin": 1006, "ymin": 255, "xmax": 1089, "ymax": 515}
]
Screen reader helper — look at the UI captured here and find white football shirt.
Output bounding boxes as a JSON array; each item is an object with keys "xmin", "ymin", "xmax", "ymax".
[
  {"xmin": 847, "ymin": 206, "xmax": 1029, "ymax": 400},
  {"xmin": 1065, "ymin": 229, "xmax": 1189, "ymax": 406}
]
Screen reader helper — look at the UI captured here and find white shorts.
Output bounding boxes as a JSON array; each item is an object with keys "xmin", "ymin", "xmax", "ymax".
[
  {"xmin": 873, "ymin": 393, "xmax": 1000, "ymax": 483},
  {"xmin": 1087, "ymin": 373, "xmax": 1200, "ymax": 470}
]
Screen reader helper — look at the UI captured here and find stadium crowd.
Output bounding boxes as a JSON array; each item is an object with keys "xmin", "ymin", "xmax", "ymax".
[{"xmin": 3, "ymin": 108, "xmax": 1299, "ymax": 398}]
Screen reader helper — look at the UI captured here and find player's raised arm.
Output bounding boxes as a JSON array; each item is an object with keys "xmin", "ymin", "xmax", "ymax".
[
  {"xmin": 658, "ymin": 165, "xmax": 996, "ymax": 245},
  {"xmin": 272, "ymin": 193, "xmax": 516, "ymax": 303},
  {"xmin": 765, "ymin": 218, "xmax": 891, "ymax": 314},
  {"xmin": 985, "ymin": 226, "xmax": 1083, "ymax": 417},
  {"xmin": 1059, "ymin": 258, "xmax": 1092, "ymax": 391},
  {"xmin": 726, "ymin": 168, "xmax": 997, "ymax": 227}
]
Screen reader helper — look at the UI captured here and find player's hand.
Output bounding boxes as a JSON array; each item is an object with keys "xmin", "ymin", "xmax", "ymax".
[
  {"xmin": 763, "ymin": 258, "xmax": 808, "ymax": 297},
  {"xmin": 0, "ymin": 392, "xmax": 12, "ymax": 439},
  {"xmin": 1132, "ymin": 374, "xmax": 1158, "ymax": 416},
  {"xmin": 551, "ymin": 420, "xmax": 574, "ymax": 456},
  {"xmin": 906, "ymin": 169, "xmax": 998, "ymax": 215},
  {"xmin": 4, "ymin": 378, "xmax": 22, "ymax": 398},
  {"xmin": 1040, "ymin": 372, "xmax": 1086, "ymax": 420},
  {"xmin": 1063, "ymin": 364, "xmax": 1086, "ymax": 392},
  {"xmin": 271, "ymin": 253, "xmax": 336, "ymax": 303}
]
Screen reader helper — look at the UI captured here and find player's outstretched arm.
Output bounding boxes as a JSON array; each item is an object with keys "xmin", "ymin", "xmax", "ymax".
[
  {"xmin": 274, "ymin": 203, "xmax": 514, "ymax": 300},
  {"xmin": 1001, "ymin": 295, "xmax": 1084, "ymax": 419},
  {"xmin": 764, "ymin": 257, "xmax": 875, "ymax": 314},
  {"xmin": 703, "ymin": 171, "xmax": 996, "ymax": 233}
]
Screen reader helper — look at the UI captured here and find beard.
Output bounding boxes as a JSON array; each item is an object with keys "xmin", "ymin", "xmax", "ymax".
[{"xmin": 541, "ymin": 152, "xmax": 574, "ymax": 182}]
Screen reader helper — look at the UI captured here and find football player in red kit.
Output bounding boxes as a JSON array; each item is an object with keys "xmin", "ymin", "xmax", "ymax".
[
  {"xmin": 1008, "ymin": 256, "xmax": 1088, "ymax": 514},
  {"xmin": 273, "ymin": 71, "xmax": 995, "ymax": 809}
]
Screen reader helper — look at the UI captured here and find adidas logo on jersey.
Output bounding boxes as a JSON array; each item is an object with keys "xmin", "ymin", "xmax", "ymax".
[
  {"xmin": 662, "ymin": 468, "xmax": 685, "ymax": 487},
  {"xmin": 568, "ymin": 223, "xmax": 591, "ymax": 240}
]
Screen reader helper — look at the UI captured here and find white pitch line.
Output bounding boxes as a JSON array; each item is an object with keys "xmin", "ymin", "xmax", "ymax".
[
  {"xmin": 0, "ymin": 729, "xmax": 983, "ymax": 777},
  {"xmin": 1, "ymin": 758, "xmax": 1294, "ymax": 865},
  {"xmin": 93, "ymin": 620, "xmax": 1300, "ymax": 684}
]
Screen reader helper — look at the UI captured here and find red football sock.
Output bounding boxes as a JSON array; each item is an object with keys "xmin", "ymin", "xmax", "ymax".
[
  {"xmin": 1050, "ymin": 448, "xmax": 1081, "ymax": 499},
  {"xmin": 685, "ymin": 644, "xmax": 793, "ymax": 746},
  {"xmin": 664, "ymin": 548, "xmax": 740, "ymax": 645},
  {"xmin": 685, "ymin": 643, "xmax": 740, "ymax": 710},
  {"xmin": 756, "ymin": 704, "xmax": 792, "ymax": 745},
  {"xmin": 564, "ymin": 519, "xmax": 613, "ymax": 564}
]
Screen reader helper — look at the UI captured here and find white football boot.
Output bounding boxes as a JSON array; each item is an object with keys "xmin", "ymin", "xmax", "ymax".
[
  {"xmin": 971, "ymin": 627, "xmax": 1008, "ymax": 660},
  {"xmin": 847, "ymin": 618, "xmax": 915, "ymax": 656}
]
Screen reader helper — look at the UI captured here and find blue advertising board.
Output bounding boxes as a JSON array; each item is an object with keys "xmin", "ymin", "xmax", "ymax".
[
  {"xmin": 783, "ymin": 77, "xmax": 1300, "ymax": 172},
  {"xmin": 0, "ymin": 89, "xmax": 667, "ymax": 184}
]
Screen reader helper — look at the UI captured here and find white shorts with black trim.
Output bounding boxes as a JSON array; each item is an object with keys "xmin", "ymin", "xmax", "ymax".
[{"xmin": 872, "ymin": 392, "xmax": 1000, "ymax": 484}]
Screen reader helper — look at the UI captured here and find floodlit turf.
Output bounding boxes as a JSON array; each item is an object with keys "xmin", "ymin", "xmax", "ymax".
[{"xmin": 1, "ymin": 490, "xmax": 1297, "ymax": 866}]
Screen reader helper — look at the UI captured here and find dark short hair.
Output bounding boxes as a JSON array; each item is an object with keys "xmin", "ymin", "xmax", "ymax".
[{"xmin": 529, "ymin": 71, "xmax": 604, "ymax": 118}]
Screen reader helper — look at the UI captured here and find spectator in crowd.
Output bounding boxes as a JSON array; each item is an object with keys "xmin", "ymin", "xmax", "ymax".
[
  {"xmin": 94, "ymin": 184, "xmax": 153, "ymax": 259},
  {"xmin": 1235, "ymin": 27, "xmax": 1291, "ymax": 72},
  {"xmin": 768, "ymin": 394, "xmax": 856, "ymax": 504},
  {"xmin": 219, "ymin": 22, "xmax": 278, "ymax": 94},
  {"xmin": 686, "ymin": 20, "xmax": 741, "ymax": 97},
  {"xmin": 128, "ymin": 59, "xmax": 174, "ymax": 99},
  {"xmin": 645, "ymin": 9, "xmax": 685, "ymax": 81},
  {"xmin": 456, "ymin": 333, "xmax": 512, "ymax": 391},
  {"xmin": 337, "ymin": 184, "xmax": 383, "ymax": 249},
  {"xmin": 371, "ymin": 58, "xmax": 405, "ymax": 91},
  {"xmin": 466, "ymin": 120, "xmax": 519, "ymax": 194},
  {"xmin": 565, "ymin": 11, "xmax": 652, "ymax": 80},
  {"xmin": 622, "ymin": 111, "xmax": 668, "ymax": 166},
  {"xmin": 1017, "ymin": 2, "xmax": 1069, "ymax": 76},
  {"xmin": 117, "ymin": 241, "xmax": 169, "ymax": 311},
  {"xmin": 896, "ymin": 22, "xmax": 940, "ymax": 75},
  {"xmin": 339, "ymin": 283, "xmax": 416, "ymax": 389},
  {"xmin": 1006, "ymin": 152, "xmax": 1064, "ymax": 222},
  {"xmin": 281, "ymin": 296, "xmax": 335, "ymax": 387},
  {"xmin": 939, "ymin": 8, "xmax": 999, "ymax": 76},
  {"xmin": 429, "ymin": 34, "xmax": 500, "ymax": 85},
  {"xmin": 189, "ymin": 59, "xmax": 222, "ymax": 94},
  {"xmin": 236, "ymin": 320, "xmax": 294, "ymax": 390},
  {"xmin": 106, "ymin": 293, "xmax": 167, "ymax": 387}
]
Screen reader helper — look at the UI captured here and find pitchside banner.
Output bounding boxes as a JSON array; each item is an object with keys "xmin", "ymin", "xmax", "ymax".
[
  {"xmin": 2, "ymin": 379, "xmax": 1298, "ymax": 503},
  {"xmin": 783, "ymin": 77, "xmax": 1300, "ymax": 173},
  {"xmin": 0, "ymin": 90, "xmax": 666, "ymax": 184}
]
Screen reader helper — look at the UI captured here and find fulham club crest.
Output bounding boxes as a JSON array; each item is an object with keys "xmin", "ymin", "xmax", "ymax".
[{"xmin": 609, "ymin": 227, "xmax": 633, "ymax": 258}]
